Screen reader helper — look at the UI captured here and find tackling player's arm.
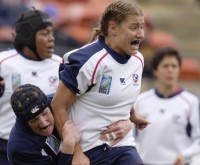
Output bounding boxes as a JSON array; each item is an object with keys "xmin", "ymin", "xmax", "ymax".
[{"xmin": 51, "ymin": 81, "xmax": 90, "ymax": 165}]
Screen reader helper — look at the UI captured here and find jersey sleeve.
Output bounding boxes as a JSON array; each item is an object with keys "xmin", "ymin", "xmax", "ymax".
[
  {"xmin": 0, "ymin": 49, "xmax": 18, "ymax": 74},
  {"xmin": 9, "ymin": 151, "xmax": 73, "ymax": 165},
  {"xmin": 181, "ymin": 95, "xmax": 200, "ymax": 158},
  {"xmin": 57, "ymin": 153, "xmax": 73, "ymax": 165},
  {"xmin": 59, "ymin": 51, "xmax": 96, "ymax": 95}
]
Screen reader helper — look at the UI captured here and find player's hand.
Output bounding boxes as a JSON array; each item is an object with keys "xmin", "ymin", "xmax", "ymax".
[
  {"xmin": 99, "ymin": 119, "xmax": 132, "ymax": 146},
  {"xmin": 130, "ymin": 108, "xmax": 150, "ymax": 130},
  {"xmin": 61, "ymin": 120, "xmax": 81, "ymax": 154},
  {"xmin": 174, "ymin": 154, "xmax": 184, "ymax": 165}
]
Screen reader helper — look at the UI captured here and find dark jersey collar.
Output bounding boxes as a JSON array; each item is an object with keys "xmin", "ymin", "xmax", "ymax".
[
  {"xmin": 98, "ymin": 37, "xmax": 131, "ymax": 64},
  {"xmin": 16, "ymin": 50, "xmax": 42, "ymax": 61},
  {"xmin": 154, "ymin": 86, "xmax": 184, "ymax": 98}
]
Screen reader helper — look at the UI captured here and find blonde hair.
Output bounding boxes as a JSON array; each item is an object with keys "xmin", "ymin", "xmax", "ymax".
[{"xmin": 89, "ymin": 0, "xmax": 143, "ymax": 43}]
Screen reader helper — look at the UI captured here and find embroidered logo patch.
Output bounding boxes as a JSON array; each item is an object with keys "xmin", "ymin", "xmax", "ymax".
[
  {"xmin": 132, "ymin": 74, "xmax": 139, "ymax": 84},
  {"xmin": 172, "ymin": 114, "xmax": 181, "ymax": 124},
  {"xmin": 45, "ymin": 135, "xmax": 60, "ymax": 155},
  {"xmin": 49, "ymin": 76, "xmax": 58, "ymax": 84},
  {"xmin": 99, "ymin": 75, "xmax": 112, "ymax": 94}
]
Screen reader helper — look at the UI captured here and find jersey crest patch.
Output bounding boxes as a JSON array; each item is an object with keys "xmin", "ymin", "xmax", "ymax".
[
  {"xmin": 49, "ymin": 76, "xmax": 58, "ymax": 84},
  {"xmin": 172, "ymin": 114, "xmax": 181, "ymax": 124},
  {"xmin": 12, "ymin": 73, "xmax": 21, "ymax": 90},
  {"xmin": 99, "ymin": 75, "xmax": 112, "ymax": 95},
  {"xmin": 45, "ymin": 135, "xmax": 60, "ymax": 155},
  {"xmin": 132, "ymin": 74, "xmax": 139, "ymax": 85}
]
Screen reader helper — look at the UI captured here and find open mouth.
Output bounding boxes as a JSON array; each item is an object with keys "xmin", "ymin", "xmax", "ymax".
[
  {"xmin": 41, "ymin": 125, "xmax": 50, "ymax": 131},
  {"xmin": 130, "ymin": 40, "xmax": 140, "ymax": 45},
  {"xmin": 47, "ymin": 45, "xmax": 54, "ymax": 53}
]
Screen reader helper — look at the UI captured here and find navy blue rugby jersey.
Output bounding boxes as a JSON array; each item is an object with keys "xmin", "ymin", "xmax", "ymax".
[{"xmin": 7, "ymin": 119, "xmax": 72, "ymax": 165}]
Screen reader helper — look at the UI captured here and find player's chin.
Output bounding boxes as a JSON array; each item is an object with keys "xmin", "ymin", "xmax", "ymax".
[
  {"xmin": 130, "ymin": 50, "xmax": 139, "ymax": 55},
  {"xmin": 43, "ymin": 52, "xmax": 53, "ymax": 59},
  {"xmin": 41, "ymin": 130, "xmax": 53, "ymax": 137}
]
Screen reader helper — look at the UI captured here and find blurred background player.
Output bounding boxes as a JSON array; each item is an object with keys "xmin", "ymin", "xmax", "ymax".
[
  {"xmin": 0, "ymin": 9, "xmax": 61, "ymax": 164},
  {"xmin": 134, "ymin": 47, "xmax": 200, "ymax": 165},
  {"xmin": 8, "ymin": 84, "xmax": 80, "ymax": 165},
  {"xmin": 0, "ymin": 0, "xmax": 29, "ymax": 51}
]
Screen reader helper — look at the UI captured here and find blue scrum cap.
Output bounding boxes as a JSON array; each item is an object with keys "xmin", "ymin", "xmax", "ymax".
[{"xmin": 10, "ymin": 84, "xmax": 48, "ymax": 122}]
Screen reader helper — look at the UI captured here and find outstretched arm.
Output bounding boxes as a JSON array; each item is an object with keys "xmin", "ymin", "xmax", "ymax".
[
  {"xmin": 51, "ymin": 81, "xmax": 76, "ymax": 137},
  {"xmin": 57, "ymin": 120, "xmax": 81, "ymax": 165},
  {"xmin": 51, "ymin": 81, "xmax": 90, "ymax": 165},
  {"xmin": 61, "ymin": 121, "xmax": 81, "ymax": 154}
]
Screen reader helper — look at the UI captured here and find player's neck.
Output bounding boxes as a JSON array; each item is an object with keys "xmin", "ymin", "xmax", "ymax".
[
  {"xmin": 22, "ymin": 47, "xmax": 38, "ymax": 60},
  {"xmin": 156, "ymin": 83, "xmax": 177, "ymax": 98}
]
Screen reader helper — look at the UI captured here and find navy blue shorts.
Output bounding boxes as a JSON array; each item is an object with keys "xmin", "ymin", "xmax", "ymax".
[
  {"xmin": 85, "ymin": 144, "xmax": 143, "ymax": 165},
  {"xmin": 0, "ymin": 138, "xmax": 11, "ymax": 165}
]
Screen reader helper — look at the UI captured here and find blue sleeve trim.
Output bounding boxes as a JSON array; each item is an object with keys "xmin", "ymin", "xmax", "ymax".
[
  {"xmin": 57, "ymin": 153, "xmax": 73, "ymax": 165},
  {"xmin": 59, "ymin": 41, "xmax": 103, "ymax": 94}
]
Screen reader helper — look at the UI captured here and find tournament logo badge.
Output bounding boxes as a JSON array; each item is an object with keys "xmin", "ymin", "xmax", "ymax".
[
  {"xmin": 99, "ymin": 75, "xmax": 112, "ymax": 94},
  {"xmin": 46, "ymin": 135, "xmax": 60, "ymax": 155},
  {"xmin": 12, "ymin": 73, "xmax": 21, "ymax": 90}
]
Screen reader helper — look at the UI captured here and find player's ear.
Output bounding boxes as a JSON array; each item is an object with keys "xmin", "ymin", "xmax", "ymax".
[
  {"xmin": 153, "ymin": 69, "xmax": 157, "ymax": 78},
  {"xmin": 108, "ymin": 21, "xmax": 118, "ymax": 37}
]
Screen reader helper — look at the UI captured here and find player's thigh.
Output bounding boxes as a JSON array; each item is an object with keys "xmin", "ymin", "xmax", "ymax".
[
  {"xmin": 0, "ymin": 139, "xmax": 10, "ymax": 165},
  {"xmin": 114, "ymin": 146, "xmax": 143, "ymax": 165}
]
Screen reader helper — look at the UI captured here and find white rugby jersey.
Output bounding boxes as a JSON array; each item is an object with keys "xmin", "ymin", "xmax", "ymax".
[
  {"xmin": 134, "ymin": 88, "xmax": 200, "ymax": 164},
  {"xmin": 0, "ymin": 49, "xmax": 61, "ymax": 140},
  {"xmin": 60, "ymin": 37, "xmax": 144, "ymax": 151}
]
